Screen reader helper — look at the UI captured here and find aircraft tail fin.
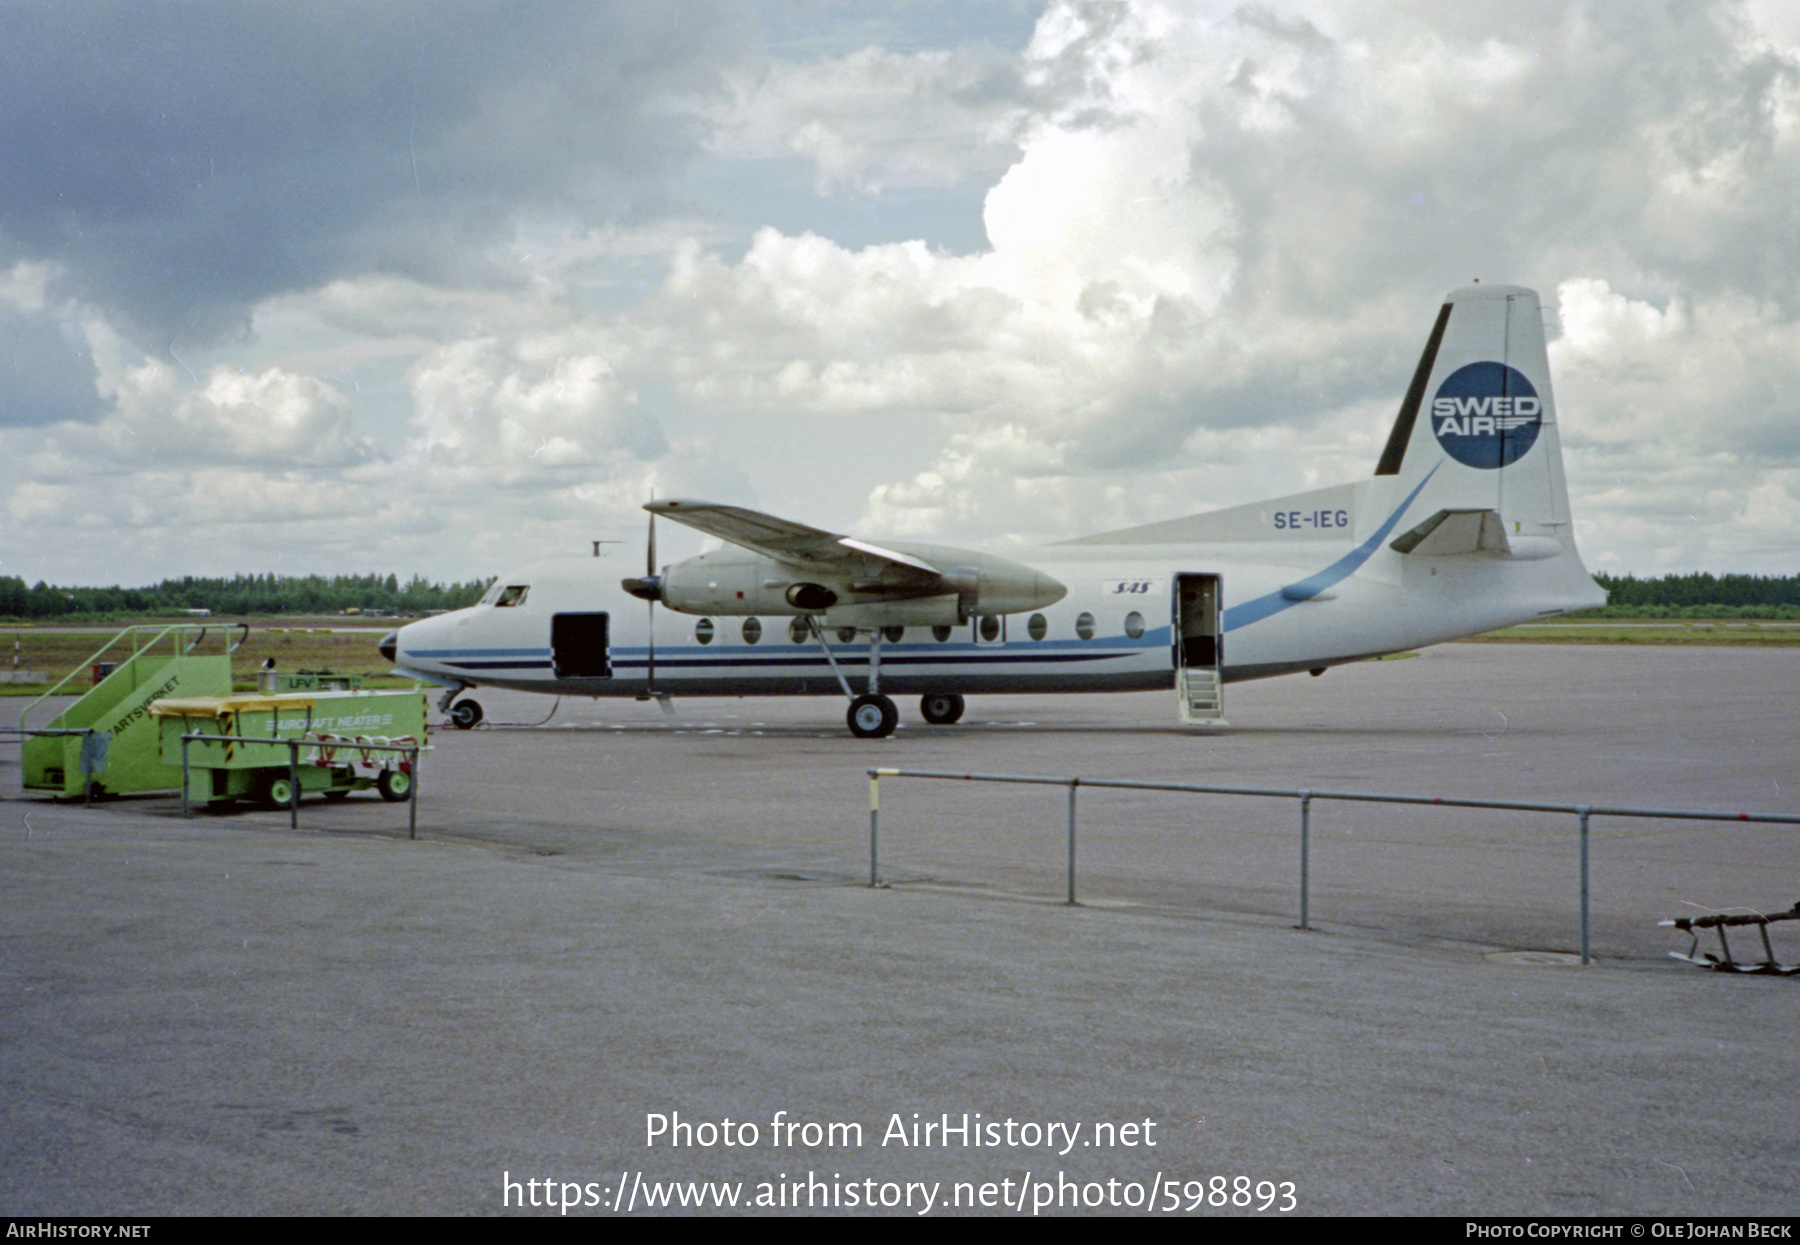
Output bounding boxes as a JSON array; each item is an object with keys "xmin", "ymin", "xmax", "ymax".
[{"xmin": 1374, "ymin": 284, "xmax": 1575, "ymax": 549}]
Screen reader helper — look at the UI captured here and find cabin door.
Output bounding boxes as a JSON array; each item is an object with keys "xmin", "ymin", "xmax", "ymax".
[
  {"xmin": 1173, "ymin": 574, "xmax": 1225, "ymax": 725},
  {"xmin": 551, "ymin": 612, "xmax": 612, "ymax": 679}
]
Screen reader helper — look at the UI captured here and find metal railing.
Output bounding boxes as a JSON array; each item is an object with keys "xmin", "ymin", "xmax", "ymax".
[
  {"xmin": 180, "ymin": 733, "xmax": 426, "ymax": 838},
  {"xmin": 17, "ymin": 622, "xmax": 247, "ymax": 729},
  {"xmin": 866, "ymin": 767, "xmax": 1800, "ymax": 964}
]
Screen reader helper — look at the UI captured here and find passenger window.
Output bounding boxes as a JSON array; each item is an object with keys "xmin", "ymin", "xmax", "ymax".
[
  {"xmin": 1075, "ymin": 612, "xmax": 1096, "ymax": 641},
  {"xmin": 931, "ymin": 625, "xmax": 953, "ymax": 642},
  {"xmin": 836, "ymin": 627, "xmax": 857, "ymax": 644},
  {"xmin": 741, "ymin": 617, "xmax": 762, "ymax": 645},
  {"xmin": 695, "ymin": 618, "xmax": 715, "ymax": 645},
  {"xmin": 883, "ymin": 625, "xmax": 904, "ymax": 644},
  {"xmin": 1124, "ymin": 611, "xmax": 1145, "ymax": 640},
  {"xmin": 789, "ymin": 617, "xmax": 811, "ymax": 644},
  {"xmin": 979, "ymin": 615, "xmax": 1001, "ymax": 642},
  {"xmin": 495, "ymin": 585, "xmax": 529, "ymax": 607},
  {"xmin": 1027, "ymin": 613, "xmax": 1048, "ymax": 641}
]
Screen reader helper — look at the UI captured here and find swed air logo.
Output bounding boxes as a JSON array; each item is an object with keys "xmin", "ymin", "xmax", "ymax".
[{"xmin": 1431, "ymin": 362, "xmax": 1543, "ymax": 470}]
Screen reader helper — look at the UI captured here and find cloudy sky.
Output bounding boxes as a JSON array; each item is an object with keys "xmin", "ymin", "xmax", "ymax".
[{"xmin": 3, "ymin": 0, "xmax": 1797, "ymax": 587}]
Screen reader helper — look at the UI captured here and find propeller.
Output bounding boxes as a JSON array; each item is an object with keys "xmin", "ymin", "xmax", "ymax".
[{"xmin": 619, "ymin": 496, "xmax": 674, "ymax": 713}]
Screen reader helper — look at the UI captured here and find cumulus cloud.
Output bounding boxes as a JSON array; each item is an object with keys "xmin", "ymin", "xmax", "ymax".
[
  {"xmin": 0, "ymin": 263, "xmax": 108, "ymax": 428},
  {"xmin": 642, "ymin": 0, "xmax": 1800, "ymax": 562},
  {"xmin": 706, "ymin": 43, "xmax": 1028, "ymax": 195},
  {"xmin": 6, "ymin": 0, "xmax": 1800, "ymax": 583},
  {"xmin": 172, "ymin": 368, "xmax": 369, "ymax": 468},
  {"xmin": 0, "ymin": 1, "xmax": 742, "ymax": 348},
  {"xmin": 405, "ymin": 328, "xmax": 668, "ymax": 486}
]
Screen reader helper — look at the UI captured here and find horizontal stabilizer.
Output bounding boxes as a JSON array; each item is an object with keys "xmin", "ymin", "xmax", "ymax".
[
  {"xmin": 1389, "ymin": 508, "xmax": 1566, "ymax": 560},
  {"xmin": 1389, "ymin": 509, "xmax": 1511, "ymax": 556}
]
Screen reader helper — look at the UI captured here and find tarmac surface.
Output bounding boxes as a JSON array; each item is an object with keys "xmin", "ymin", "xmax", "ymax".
[{"xmin": 3, "ymin": 643, "xmax": 1797, "ymax": 1216}]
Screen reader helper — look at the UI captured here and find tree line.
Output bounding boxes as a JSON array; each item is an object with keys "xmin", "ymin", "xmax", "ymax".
[
  {"xmin": 1589, "ymin": 572, "xmax": 1800, "ymax": 616},
  {"xmin": 0, "ymin": 573, "xmax": 492, "ymax": 620},
  {"xmin": 2, "ymin": 569, "xmax": 1794, "ymax": 622}
]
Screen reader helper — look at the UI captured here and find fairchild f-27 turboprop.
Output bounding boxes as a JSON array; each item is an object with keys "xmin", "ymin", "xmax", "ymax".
[{"xmin": 381, "ymin": 284, "xmax": 1606, "ymax": 737}]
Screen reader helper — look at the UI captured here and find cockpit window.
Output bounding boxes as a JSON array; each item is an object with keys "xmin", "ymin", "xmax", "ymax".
[{"xmin": 495, "ymin": 584, "xmax": 529, "ymax": 608}]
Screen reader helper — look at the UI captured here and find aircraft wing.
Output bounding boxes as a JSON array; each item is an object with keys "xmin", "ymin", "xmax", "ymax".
[{"xmin": 647, "ymin": 499, "xmax": 940, "ymax": 577}]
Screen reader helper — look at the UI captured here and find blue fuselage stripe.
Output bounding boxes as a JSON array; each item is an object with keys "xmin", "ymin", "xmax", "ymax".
[{"xmin": 1222, "ymin": 466, "xmax": 1438, "ymax": 632}]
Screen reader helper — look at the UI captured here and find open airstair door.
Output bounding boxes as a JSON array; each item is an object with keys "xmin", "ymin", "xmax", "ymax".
[
  {"xmin": 551, "ymin": 613, "xmax": 612, "ymax": 679},
  {"xmin": 1175, "ymin": 574, "xmax": 1225, "ymax": 726}
]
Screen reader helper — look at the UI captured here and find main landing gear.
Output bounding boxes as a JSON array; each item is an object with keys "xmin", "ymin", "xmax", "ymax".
[
  {"xmin": 807, "ymin": 618, "xmax": 968, "ymax": 738},
  {"xmin": 807, "ymin": 618, "xmax": 904, "ymax": 739},
  {"xmin": 919, "ymin": 692, "xmax": 965, "ymax": 725},
  {"xmin": 846, "ymin": 692, "xmax": 963, "ymax": 737},
  {"xmin": 848, "ymin": 693, "xmax": 899, "ymax": 739}
]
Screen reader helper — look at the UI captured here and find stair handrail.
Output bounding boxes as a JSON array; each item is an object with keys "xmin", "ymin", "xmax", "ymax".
[{"xmin": 18, "ymin": 624, "xmax": 211, "ymax": 730}]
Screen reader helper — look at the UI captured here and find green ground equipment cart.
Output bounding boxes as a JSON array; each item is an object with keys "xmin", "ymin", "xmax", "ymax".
[{"xmin": 151, "ymin": 689, "xmax": 428, "ymax": 808}]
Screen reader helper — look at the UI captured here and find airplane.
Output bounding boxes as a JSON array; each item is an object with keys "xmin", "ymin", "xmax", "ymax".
[{"xmin": 380, "ymin": 283, "xmax": 1607, "ymax": 738}]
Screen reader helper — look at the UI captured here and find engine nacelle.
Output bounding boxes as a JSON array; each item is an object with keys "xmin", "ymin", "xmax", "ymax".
[{"xmin": 785, "ymin": 583, "xmax": 838, "ymax": 611}]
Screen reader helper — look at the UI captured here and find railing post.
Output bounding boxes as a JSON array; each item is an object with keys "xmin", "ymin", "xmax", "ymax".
[
  {"xmin": 1067, "ymin": 778, "xmax": 1079, "ymax": 906},
  {"xmin": 181, "ymin": 735, "xmax": 191, "ymax": 820},
  {"xmin": 1298, "ymin": 790, "xmax": 1312, "ymax": 930},
  {"xmin": 408, "ymin": 743, "xmax": 419, "ymax": 840},
  {"xmin": 288, "ymin": 740, "xmax": 300, "ymax": 831},
  {"xmin": 1578, "ymin": 805, "xmax": 1591, "ymax": 965},
  {"xmin": 868, "ymin": 770, "xmax": 881, "ymax": 887}
]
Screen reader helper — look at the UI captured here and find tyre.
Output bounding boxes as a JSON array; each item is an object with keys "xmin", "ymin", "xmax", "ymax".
[
  {"xmin": 449, "ymin": 699, "xmax": 484, "ymax": 729},
  {"xmin": 847, "ymin": 694, "xmax": 899, "ymax": 739},
  {"xmin": 377, "ymin": 768, "xmax": 414, "ymax": 802},
  {"xmin": 262, "ymin": 773, "xmax": 299, "ymax": 809},
  {"xmin": 919, "ymin": 692, "xmax": 965, "ymax": 725}
]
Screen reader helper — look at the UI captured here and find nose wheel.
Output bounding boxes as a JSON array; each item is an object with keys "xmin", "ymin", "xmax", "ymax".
[
  {"xmin": 847, "ymin": 694, "xmax": 898, "ymax": 739},
  {"xmin": 448, "ymin": 698, "xmax": 484, "ymax": 730}
]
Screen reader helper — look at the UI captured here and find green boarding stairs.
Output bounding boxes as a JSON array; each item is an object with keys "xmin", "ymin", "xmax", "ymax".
[{"xmin": 20, "ymin": 624, "xmax": 243, "ymax": 798}]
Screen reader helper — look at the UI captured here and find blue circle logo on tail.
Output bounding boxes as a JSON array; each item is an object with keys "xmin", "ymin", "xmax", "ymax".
[{"xmin": 1430, "ymin": 362, "xmax": 1543, "ymax": 469}]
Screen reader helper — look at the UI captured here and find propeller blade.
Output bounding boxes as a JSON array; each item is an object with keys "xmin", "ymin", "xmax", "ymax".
[
  {"xmin": 647, "ymin": 494, "xmax": 657, "ymax": 576},
  {"xmin": 645, "ymin": 497, "xmax": 657, "ymax": 697}
]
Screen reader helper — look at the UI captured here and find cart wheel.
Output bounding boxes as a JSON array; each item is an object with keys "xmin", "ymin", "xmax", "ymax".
[
  {"xmin": 262, "ymin": 774, "xmax": 299, "ymax": 809},
  {"xmin": 377, "ymin": 769, "xmax": 413, "ymax": 802}
]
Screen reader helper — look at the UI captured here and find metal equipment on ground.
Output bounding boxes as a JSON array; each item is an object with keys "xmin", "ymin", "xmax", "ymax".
[
  {"xmin": 152, "ymin": 689, "xmax": 427, "ymax": 808},
  {"xmin": 1662, "ymin": 904, "xmax": 1800, "ymax": 974}
]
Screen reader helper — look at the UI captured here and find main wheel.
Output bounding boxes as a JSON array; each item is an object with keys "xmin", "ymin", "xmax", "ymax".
[
  {"xmin": 262, "ymin": 773, "xmax": 299, "ymax": 809},
  {"xmin": 847, "ymin": 694, "xmax": 899, "ymax": 739},
  {"xmin": 919, "ymin": 692, "xmax": 965, "ymax": 725},
  {"xmin": 448, "ymin": 698, "xmax": 484, "ymax": 729},
  {"xmin": 377, "ymin": 768, "xmax": 414, "ymax": 802}
]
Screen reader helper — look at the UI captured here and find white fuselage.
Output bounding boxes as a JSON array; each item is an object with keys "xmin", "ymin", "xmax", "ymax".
[{"xmin": 387, "ymin": 477, "xmax": 1604, "ymax": 704}]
